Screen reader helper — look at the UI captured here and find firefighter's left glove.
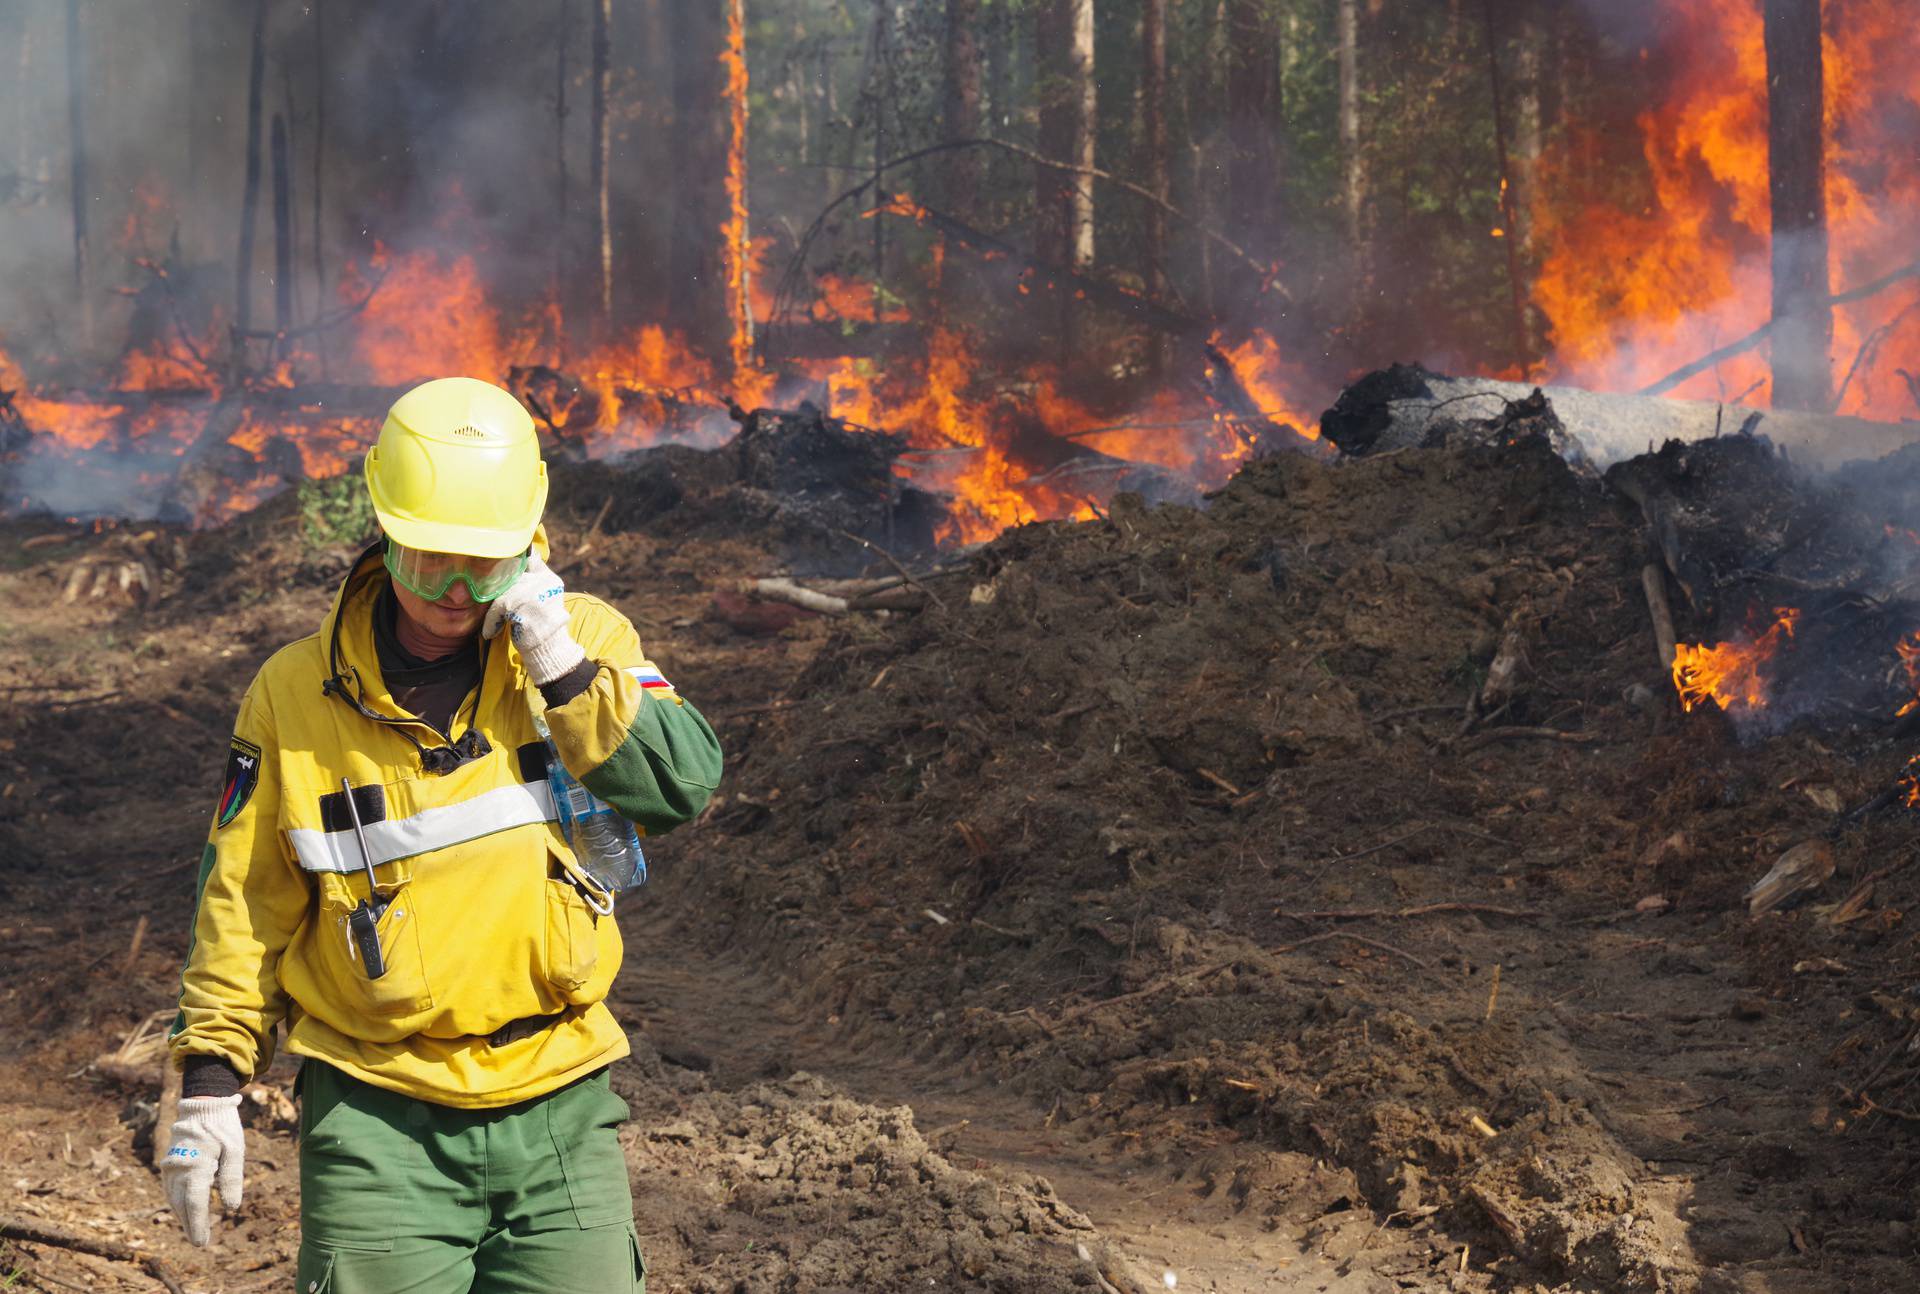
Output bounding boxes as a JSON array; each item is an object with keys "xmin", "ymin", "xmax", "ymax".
[
  {"xmin": 483, "ymin": 555, "xmax": 587, "ymax": 684},
  {"xmin": 161, "ymin": 1094, "xmax": 245, "ymax": 1246}
]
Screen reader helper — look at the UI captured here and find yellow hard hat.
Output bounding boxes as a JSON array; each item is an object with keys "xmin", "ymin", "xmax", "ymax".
[{"xmin": 364, "ymin": 377, "xmax": 548, "ymax": 558}]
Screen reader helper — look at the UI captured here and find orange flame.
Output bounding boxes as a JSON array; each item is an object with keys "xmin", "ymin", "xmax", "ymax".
[
  {"xmin": 1895, "ymin": 630, "xmax": 1920, "ymax": 717},
  {"xmin": 343, "ymin": 244, "xmax": 506, "ymax": 387},
  {"xmin": 8, "ymin": 177, "xmax": 1336, "ymax": 537},
  {"xmin": 719, "ymin": 0, "xmax": 770, "ymax": 407},
  {"xmin": 1533, "ymin": 0, "xmax": 1920, "ymax": 416},
  {"xmin": 1672, "ymin": 607, "xmax": 1799, "ymax": 713}
]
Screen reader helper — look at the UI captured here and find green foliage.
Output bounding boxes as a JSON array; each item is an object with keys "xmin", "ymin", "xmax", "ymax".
[{"xmin": 298, "ymin": 473, "xmax": 376, "ymax": 551}]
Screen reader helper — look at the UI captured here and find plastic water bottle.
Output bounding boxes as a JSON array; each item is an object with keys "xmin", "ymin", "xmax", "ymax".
[{"xmin": 531, "ymin": 710, "xmax": 647, "ymax": 895}]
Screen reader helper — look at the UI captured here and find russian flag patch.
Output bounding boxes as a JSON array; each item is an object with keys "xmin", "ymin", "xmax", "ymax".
[{"xmin": 627, "ymin": 666, "xmax": 673, "ymax": 690}]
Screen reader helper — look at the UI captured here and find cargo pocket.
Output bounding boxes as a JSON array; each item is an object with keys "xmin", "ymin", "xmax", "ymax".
[
  {"xmin": 544, "ymin": 877, "xmax": 601, "ymax": 997},
  {"xmin": 296, "ymin": 1237, "xmax": 401, "ymax": 1294},
  {"xmin": 296, "ymin": 1246, "xmax": 337, "ymax": 1293},
  {"xmin": 548, "ymin": 1074, "xmax": 635, "ymax": 1230},
  {"xmin": 318, "ymin": 876, "xmax": 434, "ymax": 1017},
  {"xmin": 629, "ymin": 1226, "xmax": 649, "ymax": 1292}
]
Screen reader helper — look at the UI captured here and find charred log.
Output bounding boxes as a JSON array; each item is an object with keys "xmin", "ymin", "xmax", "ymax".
[
  {"xmin": 732, "ymin": 402, "xmax": 943, "ymax": 559},
  {"xmin": 1321, "ymin": 364, "xmax": 1916, "ymax": 470}
]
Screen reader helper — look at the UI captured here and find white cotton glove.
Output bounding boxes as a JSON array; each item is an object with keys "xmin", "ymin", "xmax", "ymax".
[
  {"xmin": 483, "ymin": 555, "xmax": 588, "ymax": 684},
  {"xmin": 161, "ymin": 1094, "xmax": 245, "ymax": 1246}
]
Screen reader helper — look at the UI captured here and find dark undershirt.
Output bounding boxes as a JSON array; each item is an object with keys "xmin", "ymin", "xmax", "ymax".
[{"xmin": 371, "ymin": 585, "xmax": 483, "ymax": 738}]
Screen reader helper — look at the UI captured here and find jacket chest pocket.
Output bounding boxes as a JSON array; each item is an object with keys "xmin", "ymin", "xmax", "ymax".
[{"xmin": 317, "ymin": 875, "xmax": 435, "ymax": 1017}]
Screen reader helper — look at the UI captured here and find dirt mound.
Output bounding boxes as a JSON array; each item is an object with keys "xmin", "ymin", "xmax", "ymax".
[
  {"xmin": 615, "ymin": 1038, "xmax": 1136, "ymax": 1292},
  {"xmin": 672, "ymin": 430, "xmax": 1920, "ymax": 1291},
  {"xmin": 11, "ymin": 417, "xmax": 1920, "ymax": 1290}
]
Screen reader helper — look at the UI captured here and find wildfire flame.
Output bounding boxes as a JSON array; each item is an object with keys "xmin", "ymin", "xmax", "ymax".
[
  {"xmin": 1672, "ymin": 607, "xmax": 1799, "ymax": 713},
  {"xmin": 1896, "ymin": 630, "xmax": 1920, "ymax": 717},
  {"xmin": 19, "ymin": 1, "xmax": 1917, "ymax": 539},
  {"xmin": 1533, "ymin": 0, "xmax": 1920, "ymax": 416},
  {"xmin": 720, "ymin": 0, "xmax": 768, "ymax": 406}
]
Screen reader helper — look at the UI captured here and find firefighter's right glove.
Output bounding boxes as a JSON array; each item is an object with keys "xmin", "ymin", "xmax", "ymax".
[
  {"xmin": 482, "ymin": 555, "xmax": 587, "ymax": 685},
  {"xmin": 161, "ymin": 1094, "xmax": 245, "ymax": 1246}
]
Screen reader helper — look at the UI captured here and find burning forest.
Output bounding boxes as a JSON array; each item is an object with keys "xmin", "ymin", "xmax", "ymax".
[{"xmin": 6, "ymin": 1, "xmax": 1920, "ymax": 1292}]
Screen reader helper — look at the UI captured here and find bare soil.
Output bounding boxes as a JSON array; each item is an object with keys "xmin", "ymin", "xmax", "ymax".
[{"xmin": 3, "ymin": 435, "xmax": 1919, "ymax": 1292}]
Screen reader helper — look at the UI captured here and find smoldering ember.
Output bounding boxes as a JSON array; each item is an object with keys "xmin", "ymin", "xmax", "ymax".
[{"xmin": 5, "ymin": 1, "xmax": 1920, "ymax": 1291}]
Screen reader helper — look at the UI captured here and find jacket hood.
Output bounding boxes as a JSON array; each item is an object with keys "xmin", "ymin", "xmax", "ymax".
[{"xmin": 316, "ymin": 525, "xmax": 551, "ymax": 772}]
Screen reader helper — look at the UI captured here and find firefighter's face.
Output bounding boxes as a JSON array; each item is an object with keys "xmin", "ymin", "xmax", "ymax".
[{"xmin": 392, "ymin": 576, "xmax": 486, "ymax": 641}]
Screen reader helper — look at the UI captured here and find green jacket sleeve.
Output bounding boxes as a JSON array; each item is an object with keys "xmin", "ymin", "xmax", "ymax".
[{"xmin": 541, "ymin": 593, "xmax": 723, "ymax": 835}]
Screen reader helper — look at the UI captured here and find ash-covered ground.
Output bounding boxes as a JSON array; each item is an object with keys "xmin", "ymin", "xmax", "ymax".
[{"xmin": 4, "ymin": 415, "xmax": 1920, "ymax": 1292}]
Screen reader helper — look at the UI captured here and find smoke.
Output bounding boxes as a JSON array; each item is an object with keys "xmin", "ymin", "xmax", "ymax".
[{"xmin": 1559, "ymin": 0, "xmax": 1662, "ymax": 53}]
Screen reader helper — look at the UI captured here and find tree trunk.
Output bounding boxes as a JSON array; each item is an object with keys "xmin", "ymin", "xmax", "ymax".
[
  {"xmin": 1066, "ymin": 0, "xmax": 1094, "ymax": 269},
  {"xmin": 1224, "ymin": 0, "xmax": 1276, "ymax": 319},
  {"xmin": 1182, "ymin": 0, "xmax": 1228, "ymax": 316},
  {"xmin": 590, "ymin": 0, "xmax": 612, "ymax": 337},
  {"xmin": 985, "ymin": 0, "xmax": 1010, "ymax": 134},
  {"xmin": 184, "ymin": 1, "xmax": 201, "ymax": 203},
  {"xmin": 553, "ymin": 0, "xmax": 570, "ymax": 356},
  {"xmin": 1141, "ymin": 0, "xmax": 1169, "ymax": 373},
  {"xmin": 311, "ymin": 0, "xmax": 328, "ymax": 371},
  {"xmin": 722, "ymin": 0, "xmax": 751, "ymax": 379},
  {"xmin": 667, "ymin": 0, "xmax": 733, "ymax": 361},
  {"xmin": 1763, "ymin": 0, "xmax": 1832, "ymax": 412},
  {"xmin": 65, "ymin": 0, "xmax": 90, "ymax": 346},
  {"xmin": 817, "ymin": 37, "xmax": 838, "ymax": 216},
  {"xmin": 868, "ymin": 0, "xmax": 889, "ymax": 291},
  {"xmin": 235, "ymin": 0, "xmax": 267, "ymax": 345},
  {"xmin": 271, "ymin": 113, "xmax": 292, "ymax": 343},
  {"xmin": 1513, "ymin": 0, "xmax": 1543, "ymax": 254},
  {"xmin": 1033, "ymin": 0, "xmax": 1094, "ymax": 271},
  {"xmin": 942, "ymin": 0, "xmax": 982, "ymax": 223},
  {"xmin": 1480, "ymin": 0, "xmax": 1530, "ymax": 374},
  {"xmin": 1337, "ymin": 0, "xmax": 1363, "ymax": 252}
]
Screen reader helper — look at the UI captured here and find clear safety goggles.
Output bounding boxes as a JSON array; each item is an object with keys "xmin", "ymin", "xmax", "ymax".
[{"xmin": 383, "ymin": 540, "xmax": 529, "ymax": 603}]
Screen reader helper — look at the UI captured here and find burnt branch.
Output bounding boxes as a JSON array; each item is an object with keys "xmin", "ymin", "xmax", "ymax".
[{"xmin": 1640, "ymin": 255, "xmax": 1920, "ymax": 400}]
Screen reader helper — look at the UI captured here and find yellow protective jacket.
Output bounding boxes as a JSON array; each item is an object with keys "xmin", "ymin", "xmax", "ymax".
[{"xmin": 169, "ymin": 539, "xmax": 722, "ymax": 1107}]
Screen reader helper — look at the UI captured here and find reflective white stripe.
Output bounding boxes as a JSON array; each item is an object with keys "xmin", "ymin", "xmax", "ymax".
[{"xmin": 288, "ymin": 779, "xmax": 558, "ymax": 874}]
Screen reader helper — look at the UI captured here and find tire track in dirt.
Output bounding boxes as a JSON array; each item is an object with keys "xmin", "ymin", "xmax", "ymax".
[{"xmin": 613, "ymin": 903, "xmax": 1439, "ymax": 1293}]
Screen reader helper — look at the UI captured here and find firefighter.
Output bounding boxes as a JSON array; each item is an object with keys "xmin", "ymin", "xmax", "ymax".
[{"xmin": 162, "ymin": 376, "xmax": 720, "ymax": 1292}]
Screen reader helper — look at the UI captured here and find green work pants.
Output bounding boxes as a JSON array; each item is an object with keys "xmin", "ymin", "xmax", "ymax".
[{"xmin": 295, "ymin": 1062, "xmax": 645, "ymax": 1294}]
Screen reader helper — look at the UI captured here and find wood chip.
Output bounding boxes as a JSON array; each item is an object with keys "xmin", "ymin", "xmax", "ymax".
[
  {"xmin": 1194, "ymin": 767, "xmax": 1243, "ymax": 796},
  {"xmin": 1747, "ymin": 840, "xmax": 1835, "ymax": 916}
]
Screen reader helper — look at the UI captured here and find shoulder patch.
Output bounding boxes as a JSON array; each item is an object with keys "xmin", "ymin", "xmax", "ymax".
[{"xmin": 216, "ymin": 736, "xmax": 263, "ymax": 829}]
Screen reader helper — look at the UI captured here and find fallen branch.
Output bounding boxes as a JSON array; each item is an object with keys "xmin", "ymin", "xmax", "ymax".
[
  {"xmin": 1311, "ymin": 825, "xmax": 1433, "ymax": 867},
  {"xmin": 0, "ymin": 1214, "xmax": 186, "ymax": 1294},
  {"xmin": 1834, "ymin": 296, "xmax": 1920, "ymax": 413},
  {"xmin": 1272, "ymin": 930, "xmax": 1434, "ymax": 972},
  {"xmin": 1858, "ymin": 1093, "xmax": 1920, "ymax": 1124},
  {"xmin": 738, "ymin": 576, "xmax": 929, "ymax": 616},
  {"xmin": 833, "ymin": 528, "xmax": 948, "ymax": 611},
  {"xmin": 231, "ymin": 263, "xmax": 389, "ymax": 344},
  {"xmin": 1641, "ymin": 563, "xmax": 1678, "ymax": 672},
  {"xmin": 1454, "ymin": 726, "xmax": 1603, "ymax": 755},
  {"xmin": 871, "ymin": 198, "xmax": 1208, "ymax": 341},
  {"xmin": 737, "ymin": 579, "xmax": 837, "ymax": 615},
  {"xmin": 1640, "ymin": 255, "xmax": 1920, "ymax": 398},
  {"xmin": 769, "ymin": 135, "xmax": 1284, "ymax": 349},
  {"xmin": 1047, "ymin": 961, "xmax": 1237, "ymax": 1027},
  {"xmin": 1274, "ymin": 902, "xmax": 1545, "ymax": 922}
]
